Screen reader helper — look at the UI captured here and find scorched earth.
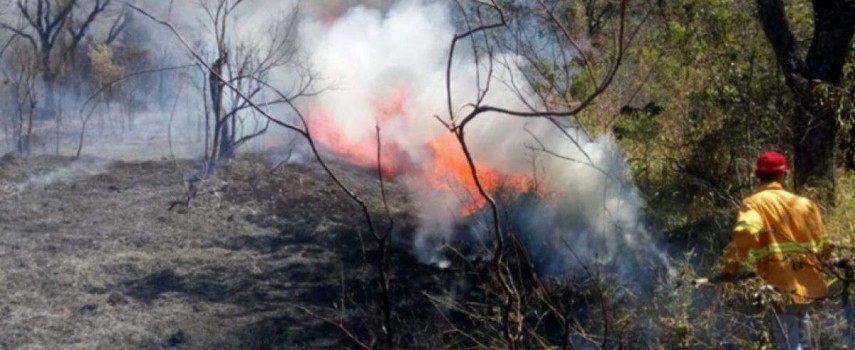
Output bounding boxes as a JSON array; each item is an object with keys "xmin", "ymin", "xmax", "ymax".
[{"xmin": 0, "ymin": 153, "xmax": 431, "ymax": 350}]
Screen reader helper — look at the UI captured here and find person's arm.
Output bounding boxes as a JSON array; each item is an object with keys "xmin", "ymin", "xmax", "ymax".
[
  {"xmin": 721, "ymin": 201, "xmax": 763, "ymax": 276},
  {"xmin": 807, "ymin": 201, "xmax": 830, "ymax": 258}
]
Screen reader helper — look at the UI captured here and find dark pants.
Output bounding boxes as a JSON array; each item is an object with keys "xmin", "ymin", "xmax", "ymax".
[{"xmin": 770, "ymin": 304, "xmax": 811, "ymax": 350}]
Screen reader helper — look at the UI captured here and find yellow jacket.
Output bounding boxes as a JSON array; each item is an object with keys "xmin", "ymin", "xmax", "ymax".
[{"xmin": 724, "ymin": 181, "xmax": 828, "ymax": 303}]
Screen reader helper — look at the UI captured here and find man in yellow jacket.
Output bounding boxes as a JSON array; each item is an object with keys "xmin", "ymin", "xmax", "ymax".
[{"xmin": 717, "ymin": 151, "xmax": 828, "ymax": 350}]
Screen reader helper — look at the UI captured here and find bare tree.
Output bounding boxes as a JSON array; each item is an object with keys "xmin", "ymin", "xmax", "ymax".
[
  {"xmin": 0, "ymin": 0, "xmax": 112, "ymax": 114},
  {"xmin": 1, "ymin": 38, "xmax": 40, "ymax": 156},
  {"xmin": 197, "ymin": 0, "xmax": 300, "ymax": 161}
]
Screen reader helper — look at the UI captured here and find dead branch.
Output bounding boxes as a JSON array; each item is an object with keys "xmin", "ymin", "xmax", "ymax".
[
  {"xmin": 446, "ymin": 0, "xmax": 506, "ymax": 124},
  {"xmin": 297, "ymin": 306, "xmax": 374, "ymax": 350},
  {"xmin": 373, "ymin": 122, "xmax": 395, "ymax": 346},
  {"xmin": 74, "ymin": 95, "xmax": 100, "ymax": 159},
  {"xmin": 165, "ymin": 86, "xmax": 197, "ymax": 211},
  {"xmin": 269, "ymin": 136, "xmax": 299, "ymax": 174},
  {"xmin": 561, "ymin": 237, "xmax": 612, "ymax": 349}
]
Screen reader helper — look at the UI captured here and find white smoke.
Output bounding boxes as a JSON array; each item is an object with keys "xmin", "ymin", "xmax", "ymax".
[
  {"xmin": 300, "ymin": 1, "xmax": 451, "ymax": 151},
  {"xmin": 15, "ymin": 158, "xmax": 110, "ymax": 191},
  {"xmin": 297, "ymin": 0, "xmax": 674, "ymax": 283}
]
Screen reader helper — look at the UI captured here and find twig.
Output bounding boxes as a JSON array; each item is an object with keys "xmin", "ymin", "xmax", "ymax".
[
  {"xmin": 424, "ymin": 292, "xmax": 492, "ymax": 348},
  {"xmin": 74, "ymin": 96, "xmax": 101, "ymax": 159},
  {"xmin": 269, "ymin": 136, "xmax": 299, "ymax": 174},
  {"xmin": 297, "ymin": 306, "xmax": 374, "ymax": 350},
  {"xmin": 373, "ymin": 121, "xmax": 395, "ymax": 346},
  {"xmin": 167, "ymin": 83, "xmax": 184, "ymax": 171},
  {"xmin": 165, "ymin": 86, "xmax": 198, "ymax": 211}
]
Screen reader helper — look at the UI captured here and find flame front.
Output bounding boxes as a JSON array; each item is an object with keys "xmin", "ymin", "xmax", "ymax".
[
  {"xmin": 308, "ymin": 88, "xmax": 539, "ymax": 216},
  {"xmin": 426, "ymin": 133, "xmax": 537, "ymax": 215},
  {"xmin": 308, "ymin": 89, "xmax": 412, "ymax": 177}
]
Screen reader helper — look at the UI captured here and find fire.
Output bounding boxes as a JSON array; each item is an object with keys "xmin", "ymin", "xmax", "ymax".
[
  {"xmin": 426, "ymin": 133, "xmax": 536, "ymax": 215},
  {"xmin": 308, "ymin": 88, "xmax": 541, "ymax": 216},
  {"xmin": 305, "ymin": 1, "xmax": 347, "ymax": 25},
  {"xmin": 308, "ymin": 102, "xmax": 412, "ymax": 177}
]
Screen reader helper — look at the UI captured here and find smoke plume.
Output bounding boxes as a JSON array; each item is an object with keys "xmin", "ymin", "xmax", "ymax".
[{"xmin": 297, "ymin": 0, "xmax": 674, "ymax": 285}]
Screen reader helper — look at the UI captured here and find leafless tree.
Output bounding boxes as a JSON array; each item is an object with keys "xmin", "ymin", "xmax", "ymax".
[
  {"xmin": 1, "ymin": 39, "xmax": 39, "ymax": 156},
  {"xmin": 0, "ymin": 0, "xmax": 128, "ymax": 155},
  {"xmin": 196, "ymin": 0, "xmax": 300, "ymax": 161},
  {"xmin": 0, "ymin": 0, "xmax": 112, "ymax": 113}
]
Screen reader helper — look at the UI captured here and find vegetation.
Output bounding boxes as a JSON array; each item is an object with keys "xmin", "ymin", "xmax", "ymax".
[
  {"xmin": 584, "ymin": 0, "xmax": 854, "ymax": 246},
  {"xmin": 438, "ymin": 0, "xmax": 855, "ymax": 347}
]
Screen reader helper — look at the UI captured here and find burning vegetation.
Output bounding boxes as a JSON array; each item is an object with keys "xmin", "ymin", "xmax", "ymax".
[{"xmin": 310, "ymin": 87, "xmax": 543, "ymax": 216}]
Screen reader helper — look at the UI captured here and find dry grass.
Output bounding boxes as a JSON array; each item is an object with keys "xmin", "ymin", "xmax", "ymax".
[
  {"xmin": 827, "ymin": 170, "xmax": 855, "ymax": 247},
  {"xmin": 0, "ymin": 154, "xmax": 418, "ymax": 349}
]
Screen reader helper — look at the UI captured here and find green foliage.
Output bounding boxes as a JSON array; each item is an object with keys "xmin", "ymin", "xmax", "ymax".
[
  {"xmin": 599, "ymin": 0, "xmax": 804, "ymax": 246},
  {"xmin": 507, "ymin": 2, "xmax": 855, "ymax": 346},
  {"xmin": 589, "ymin": 1, "xmax": 855, "ymax": 345},
  {"xmin": 88, "ymin": 44, "xmax": 125, "ymax": 90},
  {"xmin": 827, "ymin": 171, "xmax": 855, "ymax": 244},
  {"xmin": 836, "ymin": 52, "xmax": 855, "ymax": 168},
  {"xmin": 568, "ymin": 66, "xmax": 598, "ymax": 99}
]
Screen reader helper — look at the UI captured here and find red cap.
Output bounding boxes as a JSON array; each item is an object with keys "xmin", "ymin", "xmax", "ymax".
[{"xmin": 755, "ymin": 151, "xmax": 789, "ymax": 175}]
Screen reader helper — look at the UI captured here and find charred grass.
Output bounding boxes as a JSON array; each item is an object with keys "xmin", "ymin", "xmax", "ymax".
[{"xmin": 0, "ymin": 153, "xmax": 448, "ymax": 349}]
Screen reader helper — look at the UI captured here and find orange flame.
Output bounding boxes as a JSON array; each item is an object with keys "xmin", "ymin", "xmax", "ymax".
[
  {"xmin": 426, "ymin": 133, "xmax": 536, "ymax": 215},
  {"xmin": 308, "ymin": 87, "xmax": 541, "ymax": 215},
  {"xmin": 308, "ymin": 103, "xmax": 412, "ymax": 177},
  {"xmin": 305, "ymin": 1, "xmax": 347, "ymax": 25}
]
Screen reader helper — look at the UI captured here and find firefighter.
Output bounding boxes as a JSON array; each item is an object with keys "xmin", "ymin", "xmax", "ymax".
[{"xmin": 715, "ymin": 151, "xmax": 829, "ymax": 350}]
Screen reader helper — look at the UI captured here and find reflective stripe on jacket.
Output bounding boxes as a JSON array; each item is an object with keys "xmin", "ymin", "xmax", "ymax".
[{"xmin": 724, "ymin": 181, "xmax": 829, "ymax": 304}]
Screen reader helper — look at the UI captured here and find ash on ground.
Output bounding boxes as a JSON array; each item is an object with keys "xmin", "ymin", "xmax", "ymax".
[{"xmin": 0, "ymin": 154, "xmax": 438, "ymax": 349}]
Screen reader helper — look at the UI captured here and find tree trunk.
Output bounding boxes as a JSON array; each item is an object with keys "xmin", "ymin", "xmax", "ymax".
[
  {"xmin": 755, "ymin": 0, "xmax": 855, "ymax": 204},
  {"xmin": 41, "ymin": 48, "xmax": 57, "ymax": 120},
  {"xmin": 218, "ymin": 119, "xmax": 232, "ymax": 160},
  {"xmin": 24, "ymin": 98, "xmax": 35, "ymax": 157},
  {"xmin": 792, "ymin": 104, "xmax": 837, "ymax": 201},
  {"xmin": 209, "ymin": 56, "xmax": 225, "ymax": 160}
]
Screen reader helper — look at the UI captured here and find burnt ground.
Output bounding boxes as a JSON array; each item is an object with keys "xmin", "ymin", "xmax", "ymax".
[{"xmin": 0, "ymin": 153, "xmax": 445, "ymax": 350}]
